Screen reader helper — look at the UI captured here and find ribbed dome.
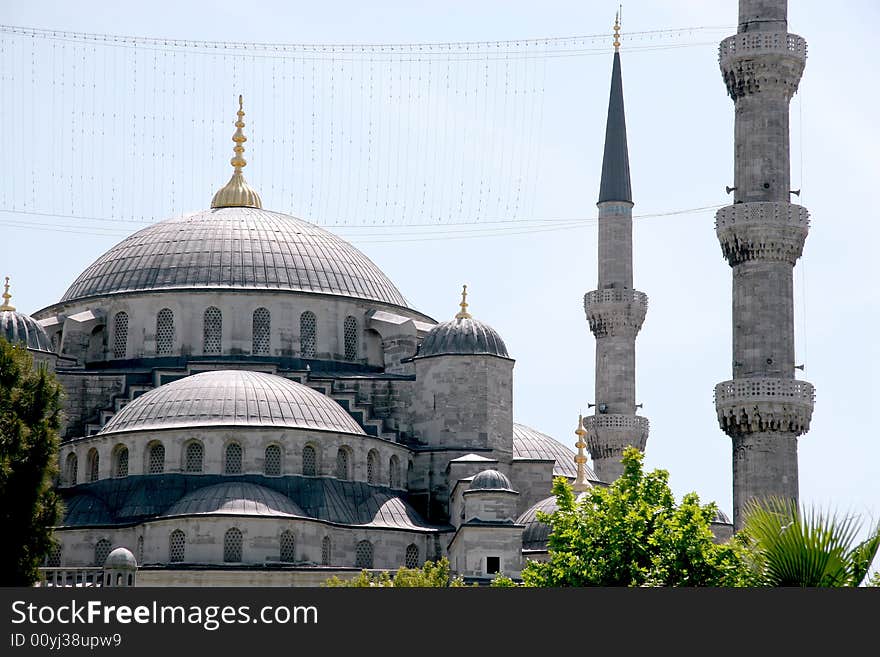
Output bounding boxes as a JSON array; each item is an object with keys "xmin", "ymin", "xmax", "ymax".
[
  {"xmin": 59, "ymin": 207, "xmax": 408, "ymax": 307},
  {"xmin": 162, "ymin": 482, "xmax": 305, "ymax": 518},
  {"xmin": 517, "ymin": 491, "xmax": 589, "ymax": 551},
  {"xmin": 513, "ymin": 423, "xmax": 598, "ymax": 481},
  {"xmin": 468, "ymin": 469, "xmax": 514, "ymax": 492},
  {"xmin": 98, "ymin": 370, "xmax": 365, "ymax": 436},
  {"xmin": 416, "ymin": 316, "xmax": 509, "ymax": 359},
  {"xmin": 1, "ymin": 310, "xmax": 52, "ymax": 352}
]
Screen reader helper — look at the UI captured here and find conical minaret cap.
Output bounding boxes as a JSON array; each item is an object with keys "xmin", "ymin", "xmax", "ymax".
[
  {"xmin": 211, "ymin": 95, "xmax": 263, "ymax": 209},
  {"xmin": 597, "ymin": 15, "xmax": 632, "ymax": 204}
]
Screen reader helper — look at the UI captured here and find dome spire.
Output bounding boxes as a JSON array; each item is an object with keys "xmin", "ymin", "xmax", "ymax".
[
  {"xmin": 455, "ymin": 284, "xmax": 472, "ymax": 319},
  {"xmin": 211, "ymin": 95, "xmax": 263, "ymax": 209},
  {"xmin": 1, "ymin": 276, "xmax": 15, "ymax": 311},
  {"xmin": 573, "ymin": 414, "xmax": 590, "ymax": 492}
]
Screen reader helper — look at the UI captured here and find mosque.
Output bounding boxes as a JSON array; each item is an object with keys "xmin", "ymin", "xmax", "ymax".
[{"xmin": 1, "ymin": 1, "xmax": 812, "ymax": 585}]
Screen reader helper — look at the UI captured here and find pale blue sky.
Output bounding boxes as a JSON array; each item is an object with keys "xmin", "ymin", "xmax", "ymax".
[{"xmin": 2, "ymin": 1, "xmax": 877, "ymax": 538}]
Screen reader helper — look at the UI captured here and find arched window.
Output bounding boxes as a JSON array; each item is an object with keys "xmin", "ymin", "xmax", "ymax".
[
  {"xmin": 136, "ymin": 536, "xmax": 144, "ymax": 564},
  {"xmin": 156, "ymin": 308, "xmax": 174, "ymax": 355},
  {"xmin": 280, "ymin": 530, "xmax": 296, "ymax": 563},
  {"xmin": 264, "ymin": 444, "xmax": 281, "ymax": 476},
  {"xmin": 389, "ymin": 455, "xmax": 401, "ymax": 488},
  {"xmin": 224, "ymin": 528, "xmax": 242, "ymax": 563},
  {"xmin": 87, "ymin": 325, "xmax": 105, "ymax": 362},
  {"xmin": 344, "ymin": 316, "xmax": 358, "ymax": 360},
  {"xmin": 252, "ymin": 307, "xmax": 270, "ymax": 355},
  {"xmin": 147, "ymin": 442, "xmax": 165, "ymax": 474},
  {"xmin": 335, "ymin": 448, "xmax": 349, "ymax": 480},
  {"xmin": 405, "ymin": 543, "xmax": 420, "ymax": 569},
  {"xmin": 50, "ymin": 332, "xmax": 60, "ymax": 353},
  {"xmin": 113, "ymin": 445, "xmax": 129, "ymax": 478},
  {"xmin": 367, "ymin": 450, "xmax": 379, "ymax": 484},
  {"xmin": 113, "ymin": 311, "xmax": 128, "ymax": 359},
  {"xmin": 185, "ymin": 441, "xmax": 203, "ymax": 473},
  {"xmin": 46, "ymin": 543, "xmax": 62, "ymax": 567},
  {"xmin": 65, "ymin": 453, "xmax": 78, "ymax": 485},
  {"xmin": 321, "ymin": 536, "xmax": 332, "ymax": 566},
  {"xmin": 302, "ymin": 445, "xmax": 317, "ymax": 476},
  {"xmin": 355, "ymin": 540, "xmax": 373, "ymax": 569},
  {"xmin": 407, "ymin": 460, "xmax": 414, "ymax": 487},
  {"xmin": 300, "ymin": 311, "xmax": 317, "ymax": 358},
  {"xmin": 169, "ymin": 530, "xmax": 185, "ymax": 563},
  {"xmin": 94, "ymin": 539, "xmax": 112, "ymax": 567},
  {"xmin": 86, "ymin": 448, "xmax": 99, "ymax": 482},
  {"xmin": 203, "ymin": 306, "xmax": 222, "ymax": 354},
  {"xmin": 225, "ymin": 442, "xmax": 242, "ymax": 474}
]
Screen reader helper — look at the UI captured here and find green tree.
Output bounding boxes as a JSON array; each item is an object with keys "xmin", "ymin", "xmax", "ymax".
[
  {"xmin": 0, "ymin": 338, "xmax": 64, "ymax": 585},
  {"xmin": 737, "ymin": 496, "xmax": 880, "ymax": 587},
  {"xmin": 521, "ymin": 447, "xmax": 755, "ymax": 587},
  {"xmin": 322, "ymin": 557, "xmax": 471, "ymax": 587}
]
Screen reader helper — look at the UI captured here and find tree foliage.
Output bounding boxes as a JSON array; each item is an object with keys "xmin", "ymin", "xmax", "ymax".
[
  {"xmin": 0, "ymin": 338, "xmax": 64, "ymax": 585},
  {"xmin": 322, "ymin": 557, "xmax": 470, "ymax": 587},
  {"xmin": 521, "ymin": 447, "xmax": 755, "ymax": 587},
  {"xmin": 737, "ymin": 496, "xmax": 880, "ymax": 587}
]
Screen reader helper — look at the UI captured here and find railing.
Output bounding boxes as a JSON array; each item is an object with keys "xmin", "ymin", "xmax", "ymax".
[
  {"xmin": 715, "ymin": 202, "xmax": 810, "ymax": 230},
  {"xmin": 583, "ymin": 289, "xmax": 648, "ymax": 308},
  {"xmin": 582, "ymin": 414, "xmax": 650, "ymax": 434},
  {"xmin": 719, "ymin": 32, "xmax": 807, "ymax": 62},
  {"xmin": 714, "ymin": 378, "xmax": 815, "ymax": 405},
  {"xmin": 36, "ymin": 567, "xmax": 105, "ymax": 587}
]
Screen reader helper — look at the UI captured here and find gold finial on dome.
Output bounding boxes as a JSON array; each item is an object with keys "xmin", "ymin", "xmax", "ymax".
[
  {"xmin": 573, "ymin": 413, "xmax": 590, "ymax": 492},
  {"xmin": 1, "ymin": 276, "xmax": 15, "ymax": 311},
  {"xmin": 211, "ymin": 94, "xmax": 263, "ymax": 209},
  {"xmin": 613, "ymin": 8, "xmax": 621, "ymax": 52},
  {"xmin": 455, "ymin": 284, "xmax": 472, "ymax": 320}
]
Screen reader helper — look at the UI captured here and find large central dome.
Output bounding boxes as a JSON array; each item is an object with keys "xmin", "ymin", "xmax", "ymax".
[{"xmin": 60, "ymin": 207, "xmax": 408, "ymax": 307}]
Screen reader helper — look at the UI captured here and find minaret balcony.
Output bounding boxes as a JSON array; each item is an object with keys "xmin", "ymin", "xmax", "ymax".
[
  {"xmin": 583, "ymin": 289, "xmax": 647, "ymax": 338},
  {"xmin": 716, "ymin": 202, "xmax": 809, "ymax": 266},
  {"xmin": 715, "ymin": 377, "xmax": 815, "ymax": 438},
  {"xmin": 583, "ymin": 414, "xmax": 650, "ymax": 457},
  {"xmin": 719, "ymin": 32, "xmax": 806, "ymax": 100}
]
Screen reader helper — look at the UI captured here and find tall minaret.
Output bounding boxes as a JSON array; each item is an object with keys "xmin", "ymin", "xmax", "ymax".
[
  {"xmin": 714, "ymin": 0, "xmax": 815, "ymax": 530},
  {"xmin": 583, "ymin": 16, "xmax": 649, "ymax": 484}
]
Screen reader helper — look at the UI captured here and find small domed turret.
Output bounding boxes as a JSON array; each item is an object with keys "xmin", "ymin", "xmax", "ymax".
[
  {"xmin": 0, "ymin": 277, "xmax": 52, "ymax": 352},
  {"xmin": 416, "ymin": 285, "xmax": 509, "ymax": 358},
  {"xmin": 469, "ymin": 469, "xmax": 513, "ymax": 492}
]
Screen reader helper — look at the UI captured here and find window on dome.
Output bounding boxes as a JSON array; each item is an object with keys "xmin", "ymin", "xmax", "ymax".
[
  {"xmin": 46, "ymin": 542, "xmax": 62, "ymax": 567},
  {"xmin": 335, "ymin": 448, "xmax": 349, "ymax": 481},
  {"xmin": 300, "ymin": 311, "xmax": 316, "ymax": 358},
  {"xmin": 65, "ymin": 453, "xmax": 78, "ymax": 485},
  {"xmin": 113, "ymin": 312, "xmax": 128, "ymax": 359},
  {"xmin": 156, "ymin": 309, "xmax": 174, "ymax": 355},
  {"xmin": 86, "ymin": 448, "xmax": 99, "ymax": 483},
  {"xmin": 147, "ymin": 442, "xmax": 165, "ymax": 474},
  {"xmin": 225, "ymin": 442, "xmax": 242, "ymax": 474},
  {"xmin": 280, "ymin": 530, "xmax": 296, "ymax": 563},
  {"xmin": 405, "ymin": 544, "xmax": 419, "ymax": 569},
  {"xmin": 253, "ymin": 307, "xmax": 270, "ymax": 355},
  {"xmin": 367, "ymin": 450, "xmax": 379, "ymax": 484},
  {"xmin": 169, "ymin": 530, "xmax": 185, "ymax": 563},
  {"xmin": 113, "ymin": 445, "xmax": 129, "ymax": 478},
  {"xmin": 265, "ymin": 444, "xmax": 281, "ymax": 476},
  {"xmin": 344, "ymin": 316, "xmax": 358, "ymax": 360},
  {"xmin": 94, "ymin": 539, "xmax": 111, "ymax": 567},
  {"xmin": 321, "ymin": 536, "xmax": 331, "ymax": 566},
  {"xmin": 203, "ymin": 307, "xmax": 222, "ymax": 354},
  {"xmin": 355, "ymin": 540, "xmax": 373, "ymax": 569},
  {"xmin": 389, "ymin": 455, "xmax": 400, "ymax": 488},
  {"xmin": 185, "ymin": 441, "xmax": 204, "ymax": 473},
  {"xmin": 302, "ymin": 445, "xmax": 317, "ymax": 476},
  {"xmin": 224, "ymin": 528, "xmax": 243, "ymax": 563},
  {"xmin": 136, "ymin": 536, "xmax": 144, "ymax": 563}
]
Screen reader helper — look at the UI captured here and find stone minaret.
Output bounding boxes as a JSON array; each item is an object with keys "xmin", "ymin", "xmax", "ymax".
[
  {"xmin": 714, "ymin": 0, "xmax": 815, "ymax": 530},
  {"xmin": 583, "ymin": 17, "xmax": 649, "ymax": 484}
]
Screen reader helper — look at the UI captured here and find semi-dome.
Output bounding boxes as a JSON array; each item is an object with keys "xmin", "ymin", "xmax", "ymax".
[
  {"xmin": 98, "ymin": 370, "xmax": 366, "ymax": 436},
  {"xmin": 1, "ymin": 309, "xmax": 52, "ymax": 352},
  {"xmin": 162, "ymin": 482, "xmax": 305, "ymax": 518},
  {"xmin": 58, "ymin": 206, "xmax": 409, "ymax": 308},
  {"xmin": 513, "ymin": 423, "xmax": 598, "ymax": 481},
  {"xmin": 468, "ymin": 469, "xmax": 514, "ymax": 492}
]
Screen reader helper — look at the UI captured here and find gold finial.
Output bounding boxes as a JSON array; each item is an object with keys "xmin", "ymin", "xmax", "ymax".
[
  {"xmin": 211, "ymin": 94, "xmax": 263, "ymax": 209},
  {"xmin": 455, "ymin": 284, "xmax": 472, "ymax": 320},
  {"xmin": 573, "ymin": 413, "xmax": 590, "ymax": 492},
  {"xmin": 613, "ymin": 8, "xmax": 621, "ymax": 52},
  {"xmin": 1, "ymin": 276, "xmax": 15, "ymax": 311}
]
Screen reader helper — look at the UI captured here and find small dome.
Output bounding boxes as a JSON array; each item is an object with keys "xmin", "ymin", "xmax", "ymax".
[
  {"xmin": 417, "ymin": 316, "xmax": 509, "ymax": 359},
  {"xmin": 99, "ymin": 370, "xmax": 365, "ymax": 436},
  {"xmin": 163, "ymin": 482, "xmax": 305, "ymax": 518},
  {"xmin": 104, "ymin": 547, "xmax": 137, "ymax": 570},
  {"xmin": 468, "ymin": 469, "xmax": 514, "ymax": 492},
  {"xmin": 517, "ymin": 491, "xmax": 589, "ymax": 551},
  {"xmin": 712, "ymin": 507, "xmax": 732, "ymax": 525},
  {"xmin": 1, "ymin": 310, "xmax": 52, "ymax": 352},
  {"xmin": 513, "ymin": 423, "xmax": 598, "ymax": 481}
]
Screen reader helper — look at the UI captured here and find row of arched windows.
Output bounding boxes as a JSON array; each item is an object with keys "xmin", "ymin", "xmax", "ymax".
[
  {"xmin": 64, "ymin": 443, "xmax": 406, "ymax": 486},
  {"xmin": 111, "ymin": 309, "xmax": 360, "ymax": 359}
]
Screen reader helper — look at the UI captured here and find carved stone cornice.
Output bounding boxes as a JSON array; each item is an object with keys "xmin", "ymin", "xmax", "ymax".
[
  {"xmin": 715, "ymin": 377, "xmax": 815, "ymax": 438},
  {"xmin": 715, "ymin": 202, "xmax": 809, "ymax": 266},
  {"xmin": 719, "ymin": 32, "xmax": 807, "ymax": 100},
  {"xmin": 583, "ymin": 289, "xmax": 648, "ymax": 338}
]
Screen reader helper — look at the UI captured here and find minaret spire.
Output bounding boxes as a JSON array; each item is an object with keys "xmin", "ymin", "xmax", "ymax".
[
  {"xmin": 211, "ymin": 95, "xmax": 263, "ymax": 209},
  {"xmin": 1, "ymin": 276, "xmax": 15, "ymax": 311},
  {"xmin": 582, "ymin": 15, "xmax": 648, "ymax": 484}
]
